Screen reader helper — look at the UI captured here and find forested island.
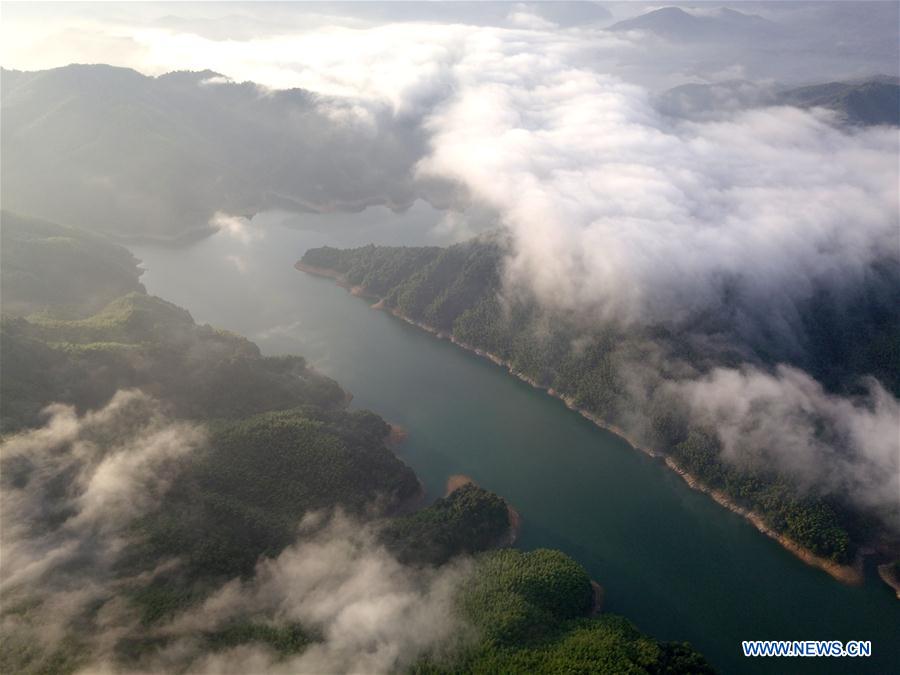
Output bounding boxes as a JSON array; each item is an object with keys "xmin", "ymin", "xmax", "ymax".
[
  {"xmin": 298, "ymin": 238, "xmax": 900, "ymax": 587},
  {"xmin": 0, "ymin": 211, "xmax": 712, "ymax": 673}
]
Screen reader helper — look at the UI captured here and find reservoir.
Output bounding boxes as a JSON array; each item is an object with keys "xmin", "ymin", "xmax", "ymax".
[{"xmin": 131, "ymin": 209, "xmax": 899, "ymax": 674}]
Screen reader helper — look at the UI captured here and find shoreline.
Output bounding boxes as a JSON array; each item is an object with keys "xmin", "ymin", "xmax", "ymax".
[
  {"xmin": 384, "ymin": 424, "xmax": 426, "ymax": 516},
  {"xmin": 296, "ymin": 264, "xmax": 866, "ymax": 586}
]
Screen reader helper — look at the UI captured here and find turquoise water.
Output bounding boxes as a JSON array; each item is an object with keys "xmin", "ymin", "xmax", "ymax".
[{"xmin": 132, "ymin": 217, "xmax": 899, "ymax": 674}]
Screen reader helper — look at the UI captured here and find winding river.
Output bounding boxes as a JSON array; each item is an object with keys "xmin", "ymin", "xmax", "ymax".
[{"xmin": 132, "ymin": 210, "xmax": 899, "ymax": 674}]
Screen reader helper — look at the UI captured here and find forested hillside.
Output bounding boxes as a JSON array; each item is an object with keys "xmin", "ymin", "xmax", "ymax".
[
  {"xmin": 1, "ymin": 211, "xmax": 146, "ymax": 317},
  {"xmin": 776, "ymin": 78, "xmax": 900, "ymax": 126},
  {"xmin": 300, "ymin": 240, "xmax": 900, "ymax": 568},
  {"xmin": 0, "ymin": 65, "xmax": 425, "ymax": 241},
  {"xmin": 658, "ymin": 77, "xmax": 900, "ymax": 126},
  {"xmin": 0, "ymin": 214, "xmax": 710, "ymax": 674}
]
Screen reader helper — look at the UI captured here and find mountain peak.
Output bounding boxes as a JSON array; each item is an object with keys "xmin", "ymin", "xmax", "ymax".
[{"xmin": 608, "ymin": 5, "xmax": 774, "ymax": 40}]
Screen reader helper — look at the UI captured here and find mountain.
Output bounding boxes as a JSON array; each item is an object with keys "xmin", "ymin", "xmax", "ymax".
[
  {"xmin": 607, "ymin": 6, "xmax": 776, "ymax": 42},
  {"xmin": 776, "ymin": 79, "xmax": 900, "ymax": 126},
  {"xmin": 0, "ymin": 64, "xmax": 425, "ymax": 242},
  {"xmin": 0, "ymin": 210, "xmax": 146, "ymax": 317},
  {"xmin": 655, "ymin": 80, "xmax": 777, "ymax": 120},
  {"xmin": 657, "ymin": 77, "xmax": 900, "ymax": 126}
]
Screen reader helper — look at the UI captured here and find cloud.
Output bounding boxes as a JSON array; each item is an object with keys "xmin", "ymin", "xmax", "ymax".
[
  {"xmin": 5, "ymin": 4, "xmax": 896, "ymax": 246},
  {"xmin": 0, "ymin": 391, "xmax": 206, "ymax": 657},
  {"xmin": 393, "ymin": 24, "xmax": 898, "ymax": 525},
  {"xmin": 152, "ymin": 512, "xmax": 473, "ymax": 675},
  {"xmin": 2, "ymin": 394, "xmax": 473, "ymax": 674},
  {"xmin": 416, "ymin": 56, "xmax": 898, "ymax": 330},
  {"xmin": 654, "ymin": 80, "xmax": 780, "ymax": 121},
  {"xmin": 7, "ymin": 6, "xmax": 894, "ymax": 316},
  {"xmin": 224, "ymin": 254, "xmax": 249, "ymax": 274},
  {"xmin": 507, "ymin": 6, "xmax": 557, "ymax": 31},
  {"xmin": 4, "ymin": 3, "xmax": 897, "ymax": 95},
  {"xmin": 213, "ymin": 212, "xmax": 264, "ymax": 244},
  {"xmin": 670, "ymin": 366, "xmax": 900, "ymax": 526}
]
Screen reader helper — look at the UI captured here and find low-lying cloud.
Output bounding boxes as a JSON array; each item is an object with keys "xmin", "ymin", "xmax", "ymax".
[
  {"xmin": 1, "ymin": 392, "xmax": 473, "ymax": 674},
  {"xmin": 671, "ymin": 366, "xmax": 900, "ymax": 527},
  {"xmin": 152, "ymin": 513, "xmax": 472, "ymax": 675},
  {"xmin": 1, "ymin": 390, "xmax": 206, "ymax": 657},
  {"xmin": 416, "ymin": 47, "xmax": 898, "ymax": 331}
]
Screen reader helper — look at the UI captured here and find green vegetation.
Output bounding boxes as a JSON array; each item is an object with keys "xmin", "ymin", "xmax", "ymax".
[
  {"xmin": 0, "ymin": 633, "xmax": 89, "ymax": 675},
  {"xmin": 461, "ymin": 549, "xmax": 593, "ymax": 646},
  {"xmin": 302, "ymin": 240, "xmax": 900, "ymax": 564},
  {"xmin": 382, "ymin": 483, "xmax": 511, "ymax": 565},
  {"xmin": 203, "ymin": 621, "xmax": 312, "ymax": 655},
  {"xmin": 1, "ymin": 65, "xmax": 420, "ymax": 241},
  {"xmin": 304, "ymin": 244, "xmax": 444, "ymax": 297},
  {"xmin": 0, "ymin": 293, "xmax": 346, "ymax": 432},
  {"xmin": 446, "ymin": 618, "xmax": 713, "ymax": 675},
  {"xmin": 3, "ymin": 213, "xmax": 345, "ymax": 432},
  {"xmin": 122, "ymin": 408, "xmax": 422, "ymax": 587},
  {"xmin": 418, "ymin": 549, "xmax": 712, "ymax": 674},
  {"xmin": 776, "ymin": 79, "xmax": 900, "ymax": 127},
  {"xmin": 1, "ymin": 210, "xmax": 145, "ymax": 318},
  {"xmin": 671, "ymin": 431, "xmax": 854, "ymax": 562},
  {"xmin": 0, "ymin": 217, "xmax": 429, "ymax": 671},
  {"xmin": 114, "ymin": 621, "xmax": 313, "ymax": 665}
]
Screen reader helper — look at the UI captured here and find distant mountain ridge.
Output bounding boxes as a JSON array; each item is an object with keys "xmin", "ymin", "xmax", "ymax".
[
  {"xmin": 658, "ymin": 77, "xmax": 900, "ymax": 126},
  {"xmin": 1, "ymin": 64, "xmax": 426, "ymax": 241},
  {"xmin": 608, "ymin": 6, "xmax": 776, "ymax": 41},
  {"xmin": 3, "ymin": 62, "xmax": 896, "ymax": 247},
  {"xmin": 777, "ymin": 79, "xmax": 900, "ymax": 126}
]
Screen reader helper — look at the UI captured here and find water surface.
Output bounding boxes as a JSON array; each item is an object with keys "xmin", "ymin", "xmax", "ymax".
[{"xmin": 132, "ymin": 212, "xmax": 899, "ymax": 674}]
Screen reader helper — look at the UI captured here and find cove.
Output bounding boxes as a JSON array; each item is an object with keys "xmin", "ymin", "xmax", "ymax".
[{"xmin": 131, "ymin": 214, "xmax": 899, "ymax": 674}]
